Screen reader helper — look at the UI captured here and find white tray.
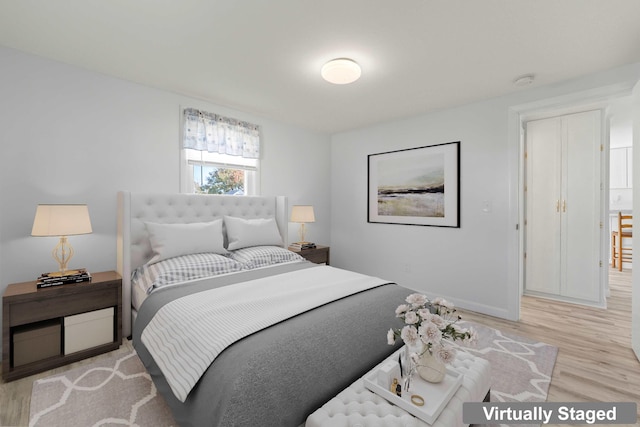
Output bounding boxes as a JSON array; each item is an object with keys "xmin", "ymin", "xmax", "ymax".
[{"xmin": 363, "ymin": 348, "xmax": 463, "ymax": 425}]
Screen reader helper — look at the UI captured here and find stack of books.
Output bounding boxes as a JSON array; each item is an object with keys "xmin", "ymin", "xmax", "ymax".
[
  {"xmin": 37, "ymin": 268, "xmax": 92, "ymax": 289},
  {"xmin": 289, "ymin": 242, "xmax": 316, "ymax": 250}
]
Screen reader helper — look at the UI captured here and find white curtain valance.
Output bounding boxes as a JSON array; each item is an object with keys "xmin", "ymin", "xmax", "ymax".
[{"xmin": 183, "ymin": 108, "xmax": 260, "ymax": 159}]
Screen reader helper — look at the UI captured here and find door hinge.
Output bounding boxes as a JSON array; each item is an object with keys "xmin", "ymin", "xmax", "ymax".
[
  {"xmin": 599, "ymin": 261, "xmax": 603, "ymax": 267},
  {"xmin": 600, "ymin": 144, "xmax": 604, "ymax": 152},
  {"xmin": 524, "ymin": 151, "xmax": 528, "ymax": 160},
  {"xmin": 600, "ymin": 221, "xmax": 603, "ymax": 229}
]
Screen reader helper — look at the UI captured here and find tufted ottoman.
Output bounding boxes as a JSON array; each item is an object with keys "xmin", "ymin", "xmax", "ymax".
[{"xmin": 305, "ymin": 351, "xmax": 491, "ymax": 427}]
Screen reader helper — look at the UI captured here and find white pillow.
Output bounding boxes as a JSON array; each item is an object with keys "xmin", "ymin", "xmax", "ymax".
[
  {"xmin": 224, "ymin": 216, "xmax": 283, "ymax": 250},
  {"xmin": 145, "ymin": 220, "xmax": 227, "ymax": 264},
  {"xmin": 228, "ymin": 246, "xmax": 304, "ymax": 269},
  {"xmin": 132, "ymin": 253, "xmax": 244, "ymax": 301}
]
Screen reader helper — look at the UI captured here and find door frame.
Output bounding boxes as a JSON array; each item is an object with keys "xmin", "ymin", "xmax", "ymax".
[{"xmin": 507, "ymin": 83, "xmax": 635, "ymax": 321}]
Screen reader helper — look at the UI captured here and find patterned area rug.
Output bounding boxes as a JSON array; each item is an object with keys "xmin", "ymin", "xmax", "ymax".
[
  {"xmin": 29, "ymin": 349, "xmax": 175, "ymax": 427},
  {"xmin": 457, "ymin": 321, "xmax": 558, "ymax": 403},
  {"xmin": 29, "ymin": 323, "xmax": 557, "ymax": 427}
]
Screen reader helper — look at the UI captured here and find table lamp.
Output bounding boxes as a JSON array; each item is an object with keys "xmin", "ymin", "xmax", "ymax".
[
  {"xmin": 290, "ymin": 205, "xmax": 315, "ymax": 244},
  {"xmin": 31, "ymin": 204, "xmax": 93, "ymax": 276}
]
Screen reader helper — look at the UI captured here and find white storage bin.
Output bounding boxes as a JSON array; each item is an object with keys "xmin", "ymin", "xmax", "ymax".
[{"xmin": 64, "ymin": 307, "xmax": 114, "ymax": 355}]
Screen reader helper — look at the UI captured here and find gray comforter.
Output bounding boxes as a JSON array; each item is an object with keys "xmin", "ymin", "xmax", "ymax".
[{"xmin": 133, "ymin": 262, "xmax": 407, "ymax": 427}]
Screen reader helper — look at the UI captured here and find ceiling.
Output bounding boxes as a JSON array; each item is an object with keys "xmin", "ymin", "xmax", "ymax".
[{"xmin": 1, "ymin": 1, "xmax": 640, "ymax": 134}]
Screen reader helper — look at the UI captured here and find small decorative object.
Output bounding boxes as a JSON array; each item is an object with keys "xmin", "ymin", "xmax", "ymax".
[
  {"xmin": 387, "ymin": 293, "xmax": 476, "ymax": 383},
  {"xmin": 410, "ymin": 394, "xmax": 425, "ymax": 407},
  {"xmin": 390, "ymin": 378, "xmax": 402, "ymax": 397},
  {"xmin": 414, "ymin": 348, "xmax": 447, "ymax": 383},
  {"xmin": 36, "ymin": 268, "xmax": 91, "ymax": 289}
]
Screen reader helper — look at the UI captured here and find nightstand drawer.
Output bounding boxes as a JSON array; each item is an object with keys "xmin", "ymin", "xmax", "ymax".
[
  {"xmin": 303, "ymin": 249, "xmax": 329, "ymax": 264},
  {"xmin": 289, "ymin": 245, "xmax": 330, "ymax": 265},
  {"xmin": 9, "ymin": 285, "xmax": 118, "ymax": 326}
]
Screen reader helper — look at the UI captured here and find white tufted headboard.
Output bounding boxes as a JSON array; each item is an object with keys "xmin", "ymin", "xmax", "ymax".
[{"xmin": 116, "ymin": 191, "xmax": 288, "ymax": 337}]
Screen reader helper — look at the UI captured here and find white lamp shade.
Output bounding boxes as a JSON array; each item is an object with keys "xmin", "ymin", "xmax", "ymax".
[
  {"xmin": 31, "ymin": 204, "xmax": 93, "ymax": 236},
  {"xmin": 321, "ymin": 58, "xmax": 361, "ymax": 85},
  {"xmin": 290, "ymin": 205, "xmax": 315, "ymax": 223}
]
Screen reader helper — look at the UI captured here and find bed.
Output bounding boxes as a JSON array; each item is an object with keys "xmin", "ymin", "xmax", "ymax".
[{"xmin": 116, "ymin": 191, "xmax": 408, "ymax": 427}]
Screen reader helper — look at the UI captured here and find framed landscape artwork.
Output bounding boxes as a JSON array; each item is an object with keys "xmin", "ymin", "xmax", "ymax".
[{"xmin": 367, "ymin": 141, "xmax": 460, "ymax": 227}]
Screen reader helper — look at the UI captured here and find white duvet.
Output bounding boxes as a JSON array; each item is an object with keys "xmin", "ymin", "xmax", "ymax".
[{"xmin": 141, "ymin": 265, "xmax": 389, "ymax": 402}]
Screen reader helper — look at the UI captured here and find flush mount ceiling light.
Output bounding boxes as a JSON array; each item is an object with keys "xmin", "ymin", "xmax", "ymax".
[
  {"xmin": 513, "ymin": 74, "xmax": 535, "ymax": 87},
  {"xmin": 321, "ymin": 58, "xmax": 361, "ymax": 84}
]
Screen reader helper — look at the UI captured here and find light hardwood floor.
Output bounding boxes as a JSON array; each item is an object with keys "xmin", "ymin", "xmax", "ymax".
[
  {"xmin": 1, "ymin": 270, "xmax": 638, "ymax": 426},
  {"xmin": 460, "ymin": 268, "xmax": 640, "ymax": 425}
]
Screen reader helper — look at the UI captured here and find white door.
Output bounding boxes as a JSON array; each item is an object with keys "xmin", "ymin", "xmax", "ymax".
[
  {"xmin": 525, "ymin": 110, "xmax": 603, "ymax": 304},
  {"xmin": 562, "ymin": 110, "xmax": 602, "ymax": 301},
  {"xmin": 525, "ymin": 118, "xmax": 562, "ymax": 295}
]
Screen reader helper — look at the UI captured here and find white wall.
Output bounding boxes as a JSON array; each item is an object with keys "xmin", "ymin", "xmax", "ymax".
[
  {"xmin": 331, "ymin": 101, "xmax": 512, "ymax": 318},
  {"xmin": 331, "ymin": 62, "xmax": 640, "ymax": 320},
  {"xmin": 0, "ymin": 46, "xmax": 331, "ymax": 344},
  {"xmin": 632, "ymin": 79, "xmax": 640, "ymax": 361},
  {"xmin": 610, "ymin": 98, "xmax": 633, "ymax": 211}
]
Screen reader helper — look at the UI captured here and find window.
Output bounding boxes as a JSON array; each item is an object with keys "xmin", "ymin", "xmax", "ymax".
[
  {"xmin": 180, "ymin": 108, "xmax": 260, "ymax": 195},
  {"xmin": 181, "ymin": 149, "xmax": 259, "ymax": 195}
]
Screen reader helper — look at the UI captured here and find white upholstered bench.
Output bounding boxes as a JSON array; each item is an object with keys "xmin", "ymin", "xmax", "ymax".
[{"xmin": 305, "ymin": 351, "xmax": 491, "ymax": 427}]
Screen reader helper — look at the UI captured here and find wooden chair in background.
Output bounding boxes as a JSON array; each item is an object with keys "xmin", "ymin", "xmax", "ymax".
[{"xmin": 611, "ymin": 212, "xmax": 632, "ymax": 271}]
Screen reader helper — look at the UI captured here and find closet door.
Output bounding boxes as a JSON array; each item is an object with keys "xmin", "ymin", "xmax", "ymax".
[
  {"xmin": 524, "ymin": 110, "xmax": 602, "ymax": 304},
  {"xmin": 525, "ymin": 118, "xmax": 562, "ymax": 295},
  {"xmin": 562, "ymin": 110, "xmax": 601, "ymax": 301}
]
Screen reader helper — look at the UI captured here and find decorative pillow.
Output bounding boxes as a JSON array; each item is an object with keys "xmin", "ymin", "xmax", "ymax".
[
  {"xmin": 228, "ymin": 245, "xmax": 304, "ymax": 269},
  {"xmin": 224, "ymin": 216, "xmax": 283, "ymax": 250},
  {"xmin": 132, "ymin": 252, "xmax": 244, "ymax": 301},
  {"xmin": 145, "ymin": 220, "xmax": 226, "ymax": 264}
]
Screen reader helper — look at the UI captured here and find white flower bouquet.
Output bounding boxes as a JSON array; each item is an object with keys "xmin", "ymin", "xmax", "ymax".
[{"xmin": 387, "ymin": 293, "xmax": 476, "ymax": 366}]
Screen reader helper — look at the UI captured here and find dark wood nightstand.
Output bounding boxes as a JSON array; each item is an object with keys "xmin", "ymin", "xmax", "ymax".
[
  {"xmin": 288, "ymin": 245, "xmax": 330, "ymax": 265},
  {"xmin": 2, "ymin": 271, "xmax": 122, "ymax": 382}
]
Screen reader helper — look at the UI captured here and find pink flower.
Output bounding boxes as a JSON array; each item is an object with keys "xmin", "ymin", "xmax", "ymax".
[
  {"xmin": 405, "ymin": 293, "xmax": 427, "ymax": 307},
  {"xmin": 419, "ymin": 322, "xmax": 442, "ymax": 344},
  {"xmin": 434, "ymin": 345, "xmax": 457, "ymax": 364},
  {"xmin": 400, "ymin": 325, "xmax": 420, "ymax": 346},
  {"xmin": 404, "ymin": 311, "xmax": 419, "ymax": 324},
  {"xmin": 417, "ymin": 308, "xmax": 431, "ymax": 320},
  {"xmin": 430, "ymin": 314, "xmax": 445, "ymax": 328},
  {"xmin": 432, "ymin": 297, "xmax": 454, "ymax": 309},
  {"xmin": 395, "ymin": 304, "xmax": 409, "ymax": 317}
]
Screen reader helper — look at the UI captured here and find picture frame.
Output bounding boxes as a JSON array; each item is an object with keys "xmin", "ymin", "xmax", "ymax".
[{"xmin": 367, "ymin": 141, "xmax": 460, "ymax": 227}]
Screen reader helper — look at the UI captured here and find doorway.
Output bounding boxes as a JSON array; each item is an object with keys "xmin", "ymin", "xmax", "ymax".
[
  {"xmin": 522, "ymin": 109, "xmax": 604, "ymax": 307},
  {"xmin": 507, "ymin": 86, "xmax": 637, "ymax": 322},
  {"xmin": 608, "ymin": 97, "xmax": 634, "ymax": 276}
]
